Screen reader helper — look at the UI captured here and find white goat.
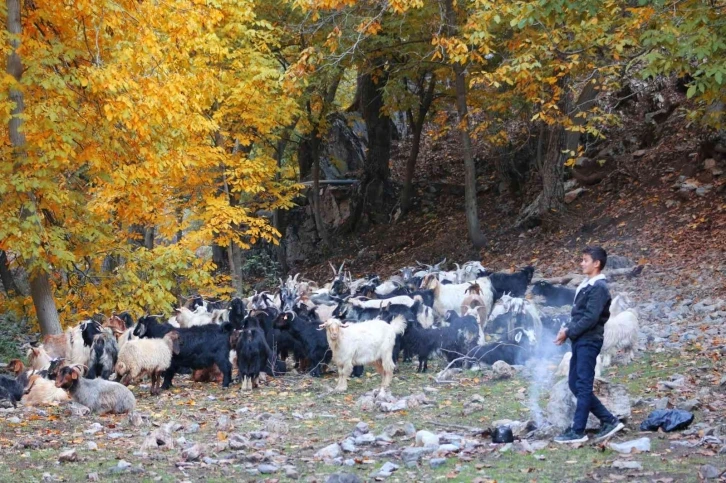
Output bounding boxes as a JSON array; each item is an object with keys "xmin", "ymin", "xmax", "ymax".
[
  {"xmin": 347, "ymin": 295, "xmax": 418, "ymax": 309},
  {"xmin": 27, "ymin": 346, "xmax": 53, "ymax": 371},
  {"xmin": 319, "ymin": 316, "xmax": 407, "ymax": 393},
  {"xmin": 423, "ymin": 275, "xmax": 495, "ymax": 323},
  {"xmin": 22, "ymin": 374, "xmax": 70, "ymax": 406},
  {"xmin": 554, "ymin": 351, "xmax": 603, "ymax": 379},
  {"xmin": 600, "ymin": 294, "xmax": 639, "ymax": 368},
  {"xmin": 115, "ymin": 332, "xmax": 179, "ymax": 395},
  {"xmin": 175, "ymin": 306, "xmax": 213, "ymax": 328}
]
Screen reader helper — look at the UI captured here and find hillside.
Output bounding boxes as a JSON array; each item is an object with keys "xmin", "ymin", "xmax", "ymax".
[{"xmin": 299, "ymin": 78, "xmax": 726, "ymax": 301}]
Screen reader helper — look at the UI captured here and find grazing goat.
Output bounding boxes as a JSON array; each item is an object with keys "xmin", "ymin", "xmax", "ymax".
[
  {"xmin": 319, "ymin": 316, "xmax": 406, "ymax": 392},
  {"xmin": 466, "ymin": 327, "xmax": 537, "ymax": 366},
  {"xmin": 488, "ymin": 265, "xmax": 535, "ymax": 299},
  {"xmin": 236, "ymin": 316, "xmax": 272, "ymax": 390},
  {"xmin": 87, "ymin": 330, "xmax": 119, "ymax": 380},
  {"xmin": 56, "ymin": 366, "xmax": 135, "ymax": 414},
  {"xmin": 116, "ymin": 331, "xmax": 180, "ymax": 395},
  {"xmin": 531, "ymin": 280, "xmax": 576, "ymax": 307},
  {"xmin": 600, "ymin": 294, "xmax": 639, "ymax": 368},
  {"xmin": 275, "ymin": 309, "xmax": 331, "ymax": 377},
  {"xmin": 161, "ymin": 324, "xmax": 234, "ymax": 389}
]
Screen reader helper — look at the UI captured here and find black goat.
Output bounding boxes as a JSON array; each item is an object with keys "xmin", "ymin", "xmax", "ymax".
[
  {"xmin": 133, "ymin": 315, "xmax": 175, "ymax": 339},
  {"xmin": 251, "ymin": 308, "xmax": 302, "ymax": 375},
  {"xmin": 117, "ymin": 312, "xmax": 135, "ymax": 329},
  {"xmin": 488, "ymin": 265, "xmax": 535, "ymax": 299},
  {"xmin": 161, "ymin": 323, "xmax": 234, "ymax": 389},
  {"xmin": 466, "ymin": 327, "xmax": 536, "ymax": 366},
  {"xmin": 0, "ymin": 362, "xmax": 27, "ymax": 407},
  {"xmin": 81, "ymin": 320, "xmax": 103, "ymax": 347},
  {"xmin": 531, "ymin": 280, "xmax": 576, "ymax": 307},
  {"xmin": 87, "ymin": 332, "xmax": 118, "ymax": 380},
  {"xmin": 274, "ymin": 308, "xmax": 330, "ymax": 377},
  {"xmin": 229, "ymin": 297, "xmax": 247, "ymax": 329},
  {"xmin": 236, "ymin": 316, "xmax": 271, "ymax": 390}
]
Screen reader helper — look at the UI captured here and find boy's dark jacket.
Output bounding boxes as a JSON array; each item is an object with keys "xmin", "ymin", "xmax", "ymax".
[{"xmin": 567, "ymin": 279, "xmax": 611, "ymax": 342}]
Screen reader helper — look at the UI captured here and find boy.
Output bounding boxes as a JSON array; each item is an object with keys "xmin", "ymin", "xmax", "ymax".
[{"xmin": 553, "ymin": 246, "xmax": 624, "ymax": 443}]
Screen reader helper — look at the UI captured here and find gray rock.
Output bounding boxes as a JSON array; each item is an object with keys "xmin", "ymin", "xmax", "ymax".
[
  {"xmin": 403, "ymin": 422, "xmax": 416, "ymax": 437},
  {"xmin": 86, "ymin": 441, "xmax": 98, "ymax": 451},
  {"xmin": 58, "ymin": 449, "xmax": 77, "ymax": 463},
  {"xmin": 185, "ymin": 423, "xmax": 200, "ymax": 434},
  {"xmin": 216, "ymin": 416, "xmax": 233, "ymax": 431},
  {"xmin": 492, "ymin": 360, "xmax": 515, "ymax": 379},
  {"xmin": 258, "ymin": 464, "xmax": 279, "ymax": 474},
  {"xmin": 84, "ymin": 423, "xmax": 103, "ymax": 435},
  {"xmin": 415, "ymin": 430, "xmax": 439, "ymax": 448},
  {"xmin": 654, "ymin": 397, "xmax": 670, "ymax": 410},
  {"xmin": 354, "ymin": 433, "xmax": 375, "ymax": 445},
  {"xmin": 564, "ymin": 188, "xmax": 586, "ymax": 204},
  {"xmin": 401, "ymin": 446, "xmax": 435, "ymax": 463},
  {"xmin": 612, "ymin": 460, "xmax": 642, "ymax": 470},
  {"xmin": 436, "ymin": 444, "xmax": 460, "ymax": 454},
  {"xmin": 375, "ymin": 433, "xmax": 393, "ymax": 443},
  {"xmin": 182, "ymin": 443, "xmax": 202, "ymax": 461},
  {"xmin": 429, "ymin": 458, "xmax": 447, "ymax": 468},
  {"xmin": 371, "ymin": 461, "xmax": 400, "ymax": 477},
  {"xmin": 354, "ymin": 422, "xmax": 369, "ymax": 434},
  {"xmin": 678, "ymin": 399, "xmax": 701, "ymax": 411},
  {"xmin": 87, "ymin": 472, "xmax": 99, "ymax": 482},
  {"xmin": 285, "ymin": 467, "xmax": 299, "ymax": 479},
  {"xmin": 326, "ymin": 473, "xmax": 362, "ymax": 483},
  {"xmin": 315, "ymin": 443, "xmax": 342, "ymax": 460},
  {"xmin": 547, "ymin": 378, "xmax": 631, "ymax": 430},
  {"xmin": 117, "ymin": 460, "xmax": 132, "ymax": 470},
  {"xmin": 228, "ymin": 433, "xmax": 249, "ymax": 450},
  {"xmin": 107, "ymin": 432, "xmax": 124, "ymax": 440},
  {"xmin": 499, "ymin": 443, "xmax": 513, "ymax": 453},
  {"xmin": 343, "ymin": 459, "xmax": 356, "ymax": 467},
  {"xmin": 701, "ymin": 464, "xmax": 721, "ymax": 479},
  {"xmin": 341, "ymin": 438, "xmax": 357, "ymax": 452},
  {"xmin": 609, "ymin": 437, "xmax": 651, "ymax": 454},
  {"xmin": 202, "ymin": 457, "xmax": 218, "ymax": 465}
]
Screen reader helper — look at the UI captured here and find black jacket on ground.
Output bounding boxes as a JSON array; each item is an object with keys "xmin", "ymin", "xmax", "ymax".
[{"xmin": 566, "ymin": 279, "xmax": 611, "ymax": 342}]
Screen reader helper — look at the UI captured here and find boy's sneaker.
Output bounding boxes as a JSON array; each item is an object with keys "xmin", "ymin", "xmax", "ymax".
[
  {"xmin": 554, "ymin": 428, "xmax": 588, "ymax": 444},
  {"xmin": 593, "ymin": 420, "xmax": 625, "ymax": 442}
]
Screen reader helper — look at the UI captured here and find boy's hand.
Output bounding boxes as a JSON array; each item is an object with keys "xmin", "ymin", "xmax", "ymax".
[{"xmin": 554, "ymin": 328, "xmax": 567, "ymax": 346}]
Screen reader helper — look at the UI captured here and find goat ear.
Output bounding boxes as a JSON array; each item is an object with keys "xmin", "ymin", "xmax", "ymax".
[{"xmin": 172, "ymin": 338, "xmax": 181, "ymax": 355}]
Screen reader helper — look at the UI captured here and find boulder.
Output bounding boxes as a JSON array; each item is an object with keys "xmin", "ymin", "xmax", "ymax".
[
  {"xmin": 546, "ymin": 378, "xmax": 631, "ymax": 430},
  {"xmin": 492, "ymin": 361, "xmax": 516, "ymax": 379}
]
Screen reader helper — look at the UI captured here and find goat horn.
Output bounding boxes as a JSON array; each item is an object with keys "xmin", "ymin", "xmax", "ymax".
[
  {"xmin": 340, "ymin": 323, "xmax": 350, "ymax": 328},
  {"xmin": 329, "ymin": 261, "xmax": 337, "ymax": 275},
  {"xmin": 339, "ymin": 261, "xmax": 346, "ymax": 273}
]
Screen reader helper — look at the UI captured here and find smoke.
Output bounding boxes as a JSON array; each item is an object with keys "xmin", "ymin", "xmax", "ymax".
[{"xmin": 527, "ymin": 326, "xmax": 568, "ymax": 427}]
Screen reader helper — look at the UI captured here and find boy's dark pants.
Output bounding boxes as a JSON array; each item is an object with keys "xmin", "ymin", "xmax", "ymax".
[{"xmin": 568, "ymin": 338, "xmax": 616, "ymax": 434}]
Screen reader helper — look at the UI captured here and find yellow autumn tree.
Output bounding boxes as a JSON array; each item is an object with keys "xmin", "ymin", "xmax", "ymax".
[{"xmin": 0, "ymin": 0, "xmax": 299, "ymax": 333}]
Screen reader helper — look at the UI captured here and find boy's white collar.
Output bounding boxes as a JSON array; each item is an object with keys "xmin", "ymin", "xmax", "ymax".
[{"xmin": 575, "ymin": 273, "xmax": 606, "ymax": 297}]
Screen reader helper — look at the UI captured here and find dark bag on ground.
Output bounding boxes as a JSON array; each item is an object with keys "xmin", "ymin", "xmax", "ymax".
[
  {"xmin": 639, "ymin": 409, "xmax": 694, "ymax": 432},
  {"xmin": 492, "ymin": 426, "xmax": 514, "ymax": 443}
]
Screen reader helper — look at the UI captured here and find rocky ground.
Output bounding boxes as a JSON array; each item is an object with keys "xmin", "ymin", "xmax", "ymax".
[{"xmin": 1, "ymin": 268, "xmax": 726, "ymax": 482}]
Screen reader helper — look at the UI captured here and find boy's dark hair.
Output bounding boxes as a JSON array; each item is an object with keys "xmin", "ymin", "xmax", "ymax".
[{"xmin": 583, "ymin": 246, "xmax": 607, "ymax": 270}]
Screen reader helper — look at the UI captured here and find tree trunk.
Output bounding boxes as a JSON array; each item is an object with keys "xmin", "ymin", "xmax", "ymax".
[
  {"xmin": 144, "ymin": 226, "xmax": 155, "ymax": 250},
  {"xmin": 401, "ymin": 73, "xmax": 436, "ymax": 215},
  {"xmin": 0, "ymin": 250, "xmax": 19, "ymax": 296},
  {"xmin": 517, "ymin": 76, "xmax": 599, "ymax": 227},
  {"xmin": 310, "ymin": 131, "xmax": 331, "ymax": 247},
  {"xmin": 7, "ymin": 0, "xmax": 62, "ymax": 335},
  {"xmin": 443, "ymin": 0, "xmax": 486, "ymax": 248},
  {"xmin": 360, "ymin": 65, "xmax": 392, "ymax": 184}
]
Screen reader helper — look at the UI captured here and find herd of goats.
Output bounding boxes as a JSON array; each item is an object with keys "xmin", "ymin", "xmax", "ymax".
[{"xmin": 0, "ymin": 259, "xmax": 640, "ymax": 415}]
